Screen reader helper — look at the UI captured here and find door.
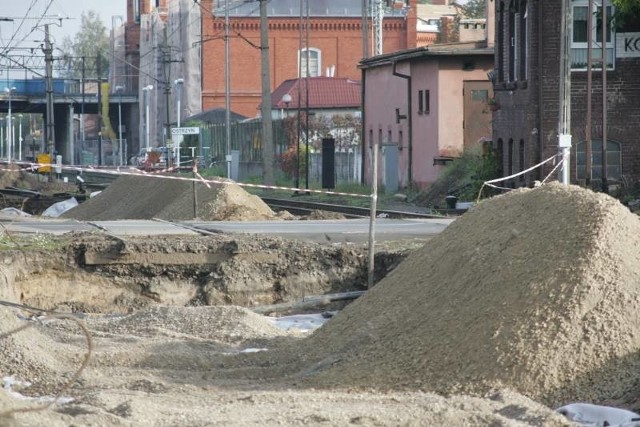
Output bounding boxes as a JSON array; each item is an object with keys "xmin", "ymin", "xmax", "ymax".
[{"xmin": 463, "ymin": 81, "xmax": 493, "ymax": 149}]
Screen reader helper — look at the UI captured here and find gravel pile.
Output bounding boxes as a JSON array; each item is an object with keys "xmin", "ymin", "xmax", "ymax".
[
  {"xmin": 298, "ymin": 183, "xmax": 640, "ymax": 407},
  {"xmin": 61, "ymin": 174, "xmax": 277, "ymax": 221}
]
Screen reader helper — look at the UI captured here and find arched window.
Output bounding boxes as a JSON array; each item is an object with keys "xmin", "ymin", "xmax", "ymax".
[
  {"xmin": 299, "ymin": 48, "xmax": 321, "ymax": 77},
  {"xmin": 519, "ymin": 139, "xmax": 525, "ymax": 183},
  {"xmin": 576, "ymin": 140, "xmax": 621, "ymax": 181},
  {"xmin": 496, "ymin": 138, "xmax": 504, "ymax": 177}
]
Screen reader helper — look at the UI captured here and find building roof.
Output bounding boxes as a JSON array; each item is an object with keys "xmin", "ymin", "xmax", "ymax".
[
  {"xmin": 184, "ymin": 108, "xmax": 248, "ymax": 124},
  {"xmin": 359, "ymin": 41, "xmax": 493, "ymax": 68},
  {"xmin": 214, "ymin": 0, "xmax": 408, "ymax": 18},
  {"xmin": 271, "ymin": 77, "xmax": 361, "ymax": 110},
  {"xmin": 416, "ymin": 3, "xmax": 458, "ymax": 20}
]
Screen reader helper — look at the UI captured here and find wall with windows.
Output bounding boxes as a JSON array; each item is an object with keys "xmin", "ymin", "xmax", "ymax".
[
  {"xmin": 201, "ymin": 15, "xmax": 413, "ymax": 118},
  {"xmin": 362, "ymin": 49, "xmax": 493, "ymax": 189},
  {"xmin": 493, "ymin": 0, "xmax": 640, "ymax": 187}
]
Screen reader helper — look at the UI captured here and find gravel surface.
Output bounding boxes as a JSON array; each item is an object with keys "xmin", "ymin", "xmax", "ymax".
[{"xmin": 3, "ymin": 181, "xmax": 639, "ymax": 425}]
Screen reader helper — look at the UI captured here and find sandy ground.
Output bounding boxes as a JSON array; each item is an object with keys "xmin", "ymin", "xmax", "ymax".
[{"xmin": 5, "ymin": 179, "xmax": 640, "ymax": 426}]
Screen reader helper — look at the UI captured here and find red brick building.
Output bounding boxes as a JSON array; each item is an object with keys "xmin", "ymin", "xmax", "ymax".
[
  {"xmin": 492, "ymin": 0, "xmax": 640, "ymax": 189},
  {"xmin": 201, "ymin": 0, "xmax": 417, "ymax": 118}
]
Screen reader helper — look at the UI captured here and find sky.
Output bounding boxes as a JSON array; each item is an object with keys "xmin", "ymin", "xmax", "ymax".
[{"xmin": 0, "ymin": 0, "xmax": 127, "ymax": 49}]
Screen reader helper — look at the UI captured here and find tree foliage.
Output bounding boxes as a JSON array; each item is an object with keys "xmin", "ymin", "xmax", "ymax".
[
  {"xmin": 458, "ymin": 0, "xmax": 486, "ymax": 19},
  {"xmin": 612, "ymin": 0, "xmax": 640, "ymax": 31},
  {"xmin": 58, "ymin": 11, "xmax": 109, "ymax": 79}
]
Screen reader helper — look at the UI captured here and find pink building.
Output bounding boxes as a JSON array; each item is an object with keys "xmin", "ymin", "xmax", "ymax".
[{"xmin": 360, "ymin": 42, "xmax": 494, "ymax": 190}]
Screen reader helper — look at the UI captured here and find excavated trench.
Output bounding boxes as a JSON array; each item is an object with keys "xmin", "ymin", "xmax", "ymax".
[{"xmin": 4, "ymin": 232, "xmax": 409, "ymax": 315}]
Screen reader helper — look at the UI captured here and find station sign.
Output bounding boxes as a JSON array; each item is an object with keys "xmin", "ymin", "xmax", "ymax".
[{"xmin": 171, "ymin": 127, "xmax": 200, "ymax": 135}]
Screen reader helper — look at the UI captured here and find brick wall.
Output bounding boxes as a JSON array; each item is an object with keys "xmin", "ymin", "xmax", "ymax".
[
  {"xmin": 492, "ymin": 0, "xmax": 640, "ymax": 186},
  {"xmin": 201, "ymin": 15, "xmax": 412, "ymax": 117}
]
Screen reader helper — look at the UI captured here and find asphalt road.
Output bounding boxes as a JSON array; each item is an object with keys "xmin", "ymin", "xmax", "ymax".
[{"xmin": 0, "ymin": 217, "xmax": 456, "ymax": 242}]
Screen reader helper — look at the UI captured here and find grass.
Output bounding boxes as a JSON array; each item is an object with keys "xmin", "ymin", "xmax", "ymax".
[{"xmin": 0, "ymin": 232, "xmax": 61, "ymax": 251}]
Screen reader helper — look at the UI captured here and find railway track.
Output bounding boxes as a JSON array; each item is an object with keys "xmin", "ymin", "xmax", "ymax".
[
  {"xmin": 261, "ymin": 198, "xmax": 449, "ymax": 219},
  {"xmin": 76, "ymin": 169, "xmax": 453, "ymax": 218}
]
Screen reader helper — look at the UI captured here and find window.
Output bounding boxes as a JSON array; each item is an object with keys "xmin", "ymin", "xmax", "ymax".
[
  {"xmin": 497, "ymin": 2, "xmax": 505, "ymax": 82},
  {"xmin": 519, "ymin": 1, "xmax": 528, "ymax": 80},
  {"xmin": 417, "ymin": 90, "xmax": 430, "ymax": 114},
  {"xmin": 519, "ymin": 139, "xmax": 525, "ymax": 183},
  {"xmin": 423, "ymin": 90, "xmax": 430, "ymax": 114},
  {"xmin": 576, "ymin": 140, "xmax": 621, "ymax": 181},
  {"xmin": 496, "ymin": 139, "xmax": 504, "ymax": 177},
  {"xmin": 299, "ymin": 48, "xmax": 321, "ymax": 77},
  {"xmin": 134, "ymin": 0, "xmax": 140, "ymax": 23},
  {"xmin": 572, "ymin": 1, "xmax": 614, "ymax": 70},
  {"xmin": 472, "ymin": 89, "xmax": 488, "ymax": 102},
  {"xmin": 508, "ymin": 138, "xmax": 514, "ymax": 177}
]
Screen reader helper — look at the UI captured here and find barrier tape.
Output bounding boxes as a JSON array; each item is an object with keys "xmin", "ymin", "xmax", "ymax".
[
  {"xmin": 477, "ymin": 153, "xmax": 565, "ymax": 200},
  {"xmin": 1, "ymin": 160, "xmax": 373, "ymax": 199}
]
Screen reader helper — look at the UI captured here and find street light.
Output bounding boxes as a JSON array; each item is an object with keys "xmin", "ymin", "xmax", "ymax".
[
  {"xmin": 4, "ymin": 86, "xmax": 16, "ymax": 162},
  {"xmin": 115, "ymin": 86, "xmax": 124, "ymax": 165},
  {"xmin": 142, "ymin": 85, "xmax": 153, "ymax": 150},
  {"xmin": 281, "ymin": 93, "xmax": 291, "ymax": 119},
  {"xmin": 174, "ymin": 78, "xmax": 184, "ymax": 168}
]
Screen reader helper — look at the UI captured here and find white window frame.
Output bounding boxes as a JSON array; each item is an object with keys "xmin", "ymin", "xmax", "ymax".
[
  {"xmin": 298, "ymin": 48, "xmax": 321, "ymax": 78},
  {"xmin": 571, "ymin": 0, "xmax": 615, "ymax": 71}
]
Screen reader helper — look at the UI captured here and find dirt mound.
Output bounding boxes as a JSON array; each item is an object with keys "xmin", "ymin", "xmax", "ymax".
[
  {"xmin": 294, "ymin": 183, "xmax": 640, "ymax": 407},
  {"xmin": 61, "ymin": 174, "xmax": 277, "ymax": 221}
]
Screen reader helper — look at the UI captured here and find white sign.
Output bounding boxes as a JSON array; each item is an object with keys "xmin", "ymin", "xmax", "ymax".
[
  {"xmin": 617, "ymin": 33, "xmax": 640, "ymax": 58},
  {"xmin": 171, "ymin": 127, "xmax": 200, "ymax": 135}
]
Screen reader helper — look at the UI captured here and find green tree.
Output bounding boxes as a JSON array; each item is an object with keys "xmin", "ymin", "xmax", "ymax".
[
  {"xmin": 459, "ymin": 0, "xmax": 486, "ymax": 19},
  {"xmin": 612, "ymin": 0, "xmax": 640, "ymax": 31},
  {"xmin": 58, "ymin": 11, "xmax": 109, "ymax": 79}
]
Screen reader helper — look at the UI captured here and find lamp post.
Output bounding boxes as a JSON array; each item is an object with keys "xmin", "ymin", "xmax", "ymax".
[
  {"xmin": 5, "ymin": 86, "xmax": 16, "ymax": 162},
  {"xmin": 174, "ymin": 78, "xmax": 184, "ymax": 168},
  {"xmin": 17, "ymin": 114, "xmax": 23, "ymax": 161},
  {"xmin": 281, "ymin": 93, "xmax": 291, "ymax": 120},
  {"xmin": 142, "ymin": 85, "xmax": 153, "ymax": 150},
  {"xmin": 115, "ymin": 86, "xmax": 124, "ymax": 165}
]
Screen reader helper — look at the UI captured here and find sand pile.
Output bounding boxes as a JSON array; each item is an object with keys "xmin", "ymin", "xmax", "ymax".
[
  {"xmin": 297, "ymin": 183, "xmax": 640, "ymax": 407},
  {"xmin": 61, "ymin": 174, "xmax": 277, "ymax": 221}
]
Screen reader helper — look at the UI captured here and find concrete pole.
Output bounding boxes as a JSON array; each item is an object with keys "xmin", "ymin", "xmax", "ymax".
[
  {"xmin": 143, "ymin": 85, "xmax": 154, "ymax": 150},
  {"xmin": 557, "ymin": 0, "xmax": 572, "ymax": 184},
  {"xmin": 225, "ymin": 0, "xmax": 231, "ymax": 178},
  {"xmin": 116, "ymin": 86, "xmax": 124, "ymax": 166},
  {"xmin": 601, "ymin": 2, "xmax": 608, "ymax": 193},
  {"xmin": 18, "ymin": 114, "xmax": 22, "ymax": 160},
  {"xmin": 174, "ymin": 78, "xmax": 184, "ymax": 168},
  {"xmin": 5, "ymin": 87, "xmax": 14, "ymax": 162},
  {"xmin": 367, "ymin": 139, "xmax": 378, "ymax": 289},
  {"xmin": 259, "ymin": 0, "xmax": 274, "ymax": 186}
]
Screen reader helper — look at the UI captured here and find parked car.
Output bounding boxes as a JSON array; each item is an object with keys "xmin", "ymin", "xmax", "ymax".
[{"xmin": 130, "ymin": 147, "xmax": 168, "ymax": 168}]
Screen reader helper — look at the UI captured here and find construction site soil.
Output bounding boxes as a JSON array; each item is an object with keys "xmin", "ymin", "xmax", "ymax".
[{"xmin": 2, "ymin": 175, "xmax": 640, "ymax": 425}]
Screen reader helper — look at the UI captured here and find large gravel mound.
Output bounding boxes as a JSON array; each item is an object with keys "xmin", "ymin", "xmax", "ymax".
[
  {"xmin": 62, "ymin": 174, "xmax": 276, "ymax": 221},
  {"xmin": 301, "ymin": 183, "xmax": 640, "ymax": 407}
]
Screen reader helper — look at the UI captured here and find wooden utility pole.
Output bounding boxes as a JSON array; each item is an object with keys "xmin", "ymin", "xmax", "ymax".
[{"xmin": 259, "ymin": 0, "xmax": 274, "ymax": 186}]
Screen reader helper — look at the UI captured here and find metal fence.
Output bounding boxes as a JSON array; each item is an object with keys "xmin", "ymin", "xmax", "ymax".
[{"xmin": 200, "ymin": 117, "xmax": 362, "ymax": 185}]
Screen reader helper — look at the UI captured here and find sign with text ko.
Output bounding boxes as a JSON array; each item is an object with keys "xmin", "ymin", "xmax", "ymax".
[
  {"xmin": 171, "ymin": 127, "xmax": 200, "ymax": 135},
  {"xmin": 617, "ymin": 33, "xmax": 640, "ymax": 58}
]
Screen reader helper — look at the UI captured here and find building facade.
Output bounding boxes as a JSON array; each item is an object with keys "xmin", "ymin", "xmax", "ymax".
[
  {"xmin": 492, "ymin": 0, "xmax": 640, "ymax": 189},
  {"xmin": 360, "ymin": 43, "xmax": 494, "ymax": 190},
  {"xmin": 201, "ymin": 0, "xmax": 418, "ymax": 118}
]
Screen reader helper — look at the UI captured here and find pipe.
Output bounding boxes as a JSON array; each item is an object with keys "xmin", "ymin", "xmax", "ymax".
[{"xmin": 392, "ymin": 61, "xmax": 413, "ymax": 184}]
